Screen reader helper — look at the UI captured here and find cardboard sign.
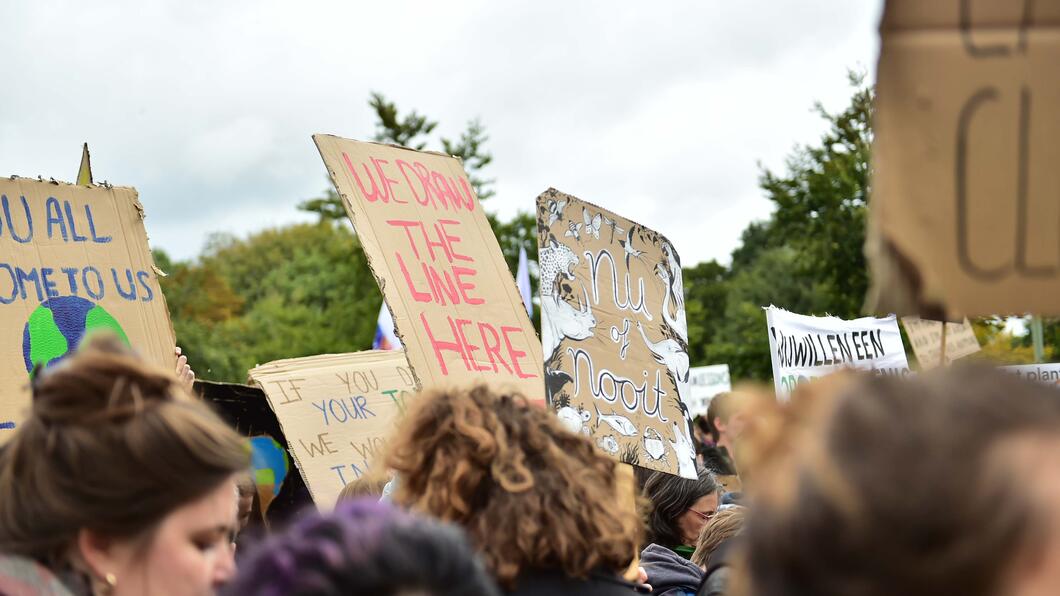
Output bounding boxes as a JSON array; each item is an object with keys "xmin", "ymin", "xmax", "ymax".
[
  {"xmin": 248, "ymin": 350, "xmax": 417, "ymax": 510},
  {"xmin": 868, "ymin": 0, "xmax": 1060, "ymax": 318},
  {"xmin": 196, "ymin": 379, "xmax": 314, "ymax": 527},
  {"xmin": 1002, "ymin": 363, "xmax": 1060, "ymax": 386},
  {"xmin": 687, "ymin": 365, "xmax": 732, "ymax": 417},
  {"xmin": 766, "ymin": 306, "xmax": 910, "ymax": 399},
  {"xmin": 901, "ymin": 316, "xmax": 981, "ymax": 369},
  {"xmin": 535, "ymin": 189, "xmax": 696, "ymax": 479},
  {"xmin": 0, "ymin": 178, "xmax": 174, "ymax": 437},
  {"xmin": 313, "ymin": 136, "xmax": 543, "ymax": 401}
]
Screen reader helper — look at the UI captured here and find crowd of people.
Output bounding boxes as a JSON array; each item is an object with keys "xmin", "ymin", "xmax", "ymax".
[{"xmin": 3, "ymin": 335, "xmax": 1060, "ymax": 595}]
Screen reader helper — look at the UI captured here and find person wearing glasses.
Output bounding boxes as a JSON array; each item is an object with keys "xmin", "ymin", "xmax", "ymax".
[{"xmin": 640, "ymin": 469, "xmax": 721, "ymax": 596}]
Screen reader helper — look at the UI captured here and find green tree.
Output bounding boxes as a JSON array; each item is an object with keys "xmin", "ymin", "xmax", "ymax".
[
  {"xmin": 159, "ymin": 222, "xmax": 379, "ymax": 382},
  {"xmin": 758, "ymin": 71, "xmax": 872, "ymax": 318},
  {"xmin": 685, "ymin": 73, "xmax": 873, "ymax": 379}
]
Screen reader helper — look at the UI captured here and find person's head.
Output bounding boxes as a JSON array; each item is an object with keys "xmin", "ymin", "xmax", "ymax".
[
  {"xmin": 0, "ymin": 335, "xmax": 250, "ymax": 596},
  {"xmin": 385, "ymin": 385, "xmax": 642, "ymax": 588},
  {"xmin": 236, "ymin": 473, "xmax": 257, "ymax": 532},
  {"xmin": 744, "ymin": 365, "xmax": 1060, "ymax": 596},
  {"xmin": 691, "ymin": 506, "xmax": 746, "ymax": 569},
  {"xmin": 336, "ymin": 474, "xmax": 388, "ymax": 502},
  {"xmin": 225, "ymin": 498, "xmax": 499, "ymax": 596},
  {"xmin": 643, "ymin": 468, "xmax": 721, "ymax": 548},
  {"xmin": 706, "ymin": 391, "xmax": 757, "ymax": 445}
]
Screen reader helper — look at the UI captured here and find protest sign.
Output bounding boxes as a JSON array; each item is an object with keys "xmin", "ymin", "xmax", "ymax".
[
  {"xmin": 536, "ymin": 188, "xmax": 696, "ymax": 479},
  {"xmin": 313, "ymin": 136, "xmax": 543, "ymax": 402},
  {"xmin": 901, "ymin": 316, "xmax": 981, "ymax": 369},
  {"xmin": 197, "ymin": 380, "xmax": 313, "ymax": 525},
  {"xmin": 687, "ymin": 365, "xmax": 732, "ymax": 417},
  {"xmin": 1002, "ymin": 363, "xmax": 1060, "ymax": 386},
  {"xmin": 249, "ymin": 350, "xmax": 417, "ymax": 510},
  {"xmin": 766, "ymin": 306, "xmax": 910, "ymax": 399},
  {"xmin": 0, "ymin": 177, "xmax": 174, "ymax": 438},
  {"xmin": 868, "ymin": 0, "xmax": 1060, "ymax": 318}
]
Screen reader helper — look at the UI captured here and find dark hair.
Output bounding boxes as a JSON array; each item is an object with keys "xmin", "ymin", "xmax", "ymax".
[
  {"xmin": 386, "ymin": 385, "xmax": 642, "ymax": 588},
  {"xmin": 745, "ymin": 365, "xmax": 1060, "ymax": 596},
  {"xmin": 643, "ymin": 468, "xmax": 720, "ymax": 548},
  {"xmin": 0, "ymin": 335, "xmax": 249, "ymax": 564},
  {"xmin": 225, "ymin": 498, "xmax": 500, "ymax": 596}
]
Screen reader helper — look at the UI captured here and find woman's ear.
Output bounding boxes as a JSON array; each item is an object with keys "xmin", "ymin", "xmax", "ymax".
[{"xmin": 76, "ymin": 528, "xmax": 117, "ymax": 582}]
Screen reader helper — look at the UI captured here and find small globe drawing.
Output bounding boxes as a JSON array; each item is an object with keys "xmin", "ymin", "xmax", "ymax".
[
  {"xmin": 250, "ymin": 436, "xmax": 290, "ymax": 497},
  {"xmin": 22, "ymin": 296, "xmax": 130, "ymax": 373}
]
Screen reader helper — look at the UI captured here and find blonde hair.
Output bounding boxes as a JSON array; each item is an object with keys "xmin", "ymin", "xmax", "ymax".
[{"xmin": 692, "ymin": 506, "xmax": 746, "ymax": 568}]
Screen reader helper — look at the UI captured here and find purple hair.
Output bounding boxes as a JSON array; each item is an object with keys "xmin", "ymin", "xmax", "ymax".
[{"xmin": 225, "ymin": 498, "xmax": 499, "ymax": 596}]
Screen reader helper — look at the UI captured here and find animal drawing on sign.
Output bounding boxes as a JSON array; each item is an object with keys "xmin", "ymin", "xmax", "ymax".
[
  {"xmin": 662, "ymin": 242, "xmax": 684, "ymax": 300},
  {"xmin": 637, "ymin": 322, "xmax": 690, "ymax": 398},
  {"xmin": 597, "ymin": 434, "xmax": 620, "ymax": 455},
  {"xmin": 538, "ymin": 238, "xmax": 579, "ymax": 298},
  {"xmin": 540, "ymin": 286, "xmax": 596, "ymax": 360},
  {"xmin": 669, "ymin": 421, "xmax": 697, "ymax": 478},
  {"xmin": 545, "ymin": 367, "xmax": 574, "ymax": 406},
  {"xmin": 619, "ymin": 227, "xmax": 645, "ymax": 270},
  {"xmin": 609, "ymin": 319, "xmax": 632, "ymax": 360},
  {"xmin": 547, "ymin": 197, "xmax": 568, "ymax": 227},
  {"xmin": 656, "ymin": 264, "xmax": 688, "ymax": 343},
  {"xmin": 593, "ymin": 402, "xmax": 638, "ymax": 437},
  {"xmin": 557, "ymin": 405, "xmax": 592, "ymax": 436},
  {"xmin": 602, "ymin": 215, "xmax": 625, "ymax": 243},
  {"xmin": 643, "ymin": 427, "xmax": 666, "ymax": 461},
  {"xmin": 565, "ymin": 220, "xmax": 582, "ymax": 241},
  {"xmin": 582, "ymin": 208, "xmax": 602, "ymax": 241}
]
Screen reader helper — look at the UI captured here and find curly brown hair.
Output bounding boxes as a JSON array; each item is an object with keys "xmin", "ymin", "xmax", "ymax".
[{"xmin": 386, "ymin": 385, "xmax": 642, "ymax": 588}]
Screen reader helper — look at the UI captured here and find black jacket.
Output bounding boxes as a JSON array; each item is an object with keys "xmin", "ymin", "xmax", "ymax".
[{"xmin": 506, "ymin": 568, "xmax": 645, "ymax": 595}]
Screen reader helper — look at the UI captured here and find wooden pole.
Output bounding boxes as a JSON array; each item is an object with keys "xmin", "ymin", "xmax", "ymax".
[{"xmin": 939, "ymin": 321, "xmax": 948, "ymax": 366}]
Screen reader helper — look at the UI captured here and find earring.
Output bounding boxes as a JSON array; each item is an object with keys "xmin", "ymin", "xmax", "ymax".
[{"xmin": 105, "ymin": 572, "xmax": 118, "ymax": 587}]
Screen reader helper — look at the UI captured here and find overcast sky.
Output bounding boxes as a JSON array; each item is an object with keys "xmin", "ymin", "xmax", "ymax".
[{"xmin": 0, "ymin": 1, "xmax": 883, "ymax": 266}]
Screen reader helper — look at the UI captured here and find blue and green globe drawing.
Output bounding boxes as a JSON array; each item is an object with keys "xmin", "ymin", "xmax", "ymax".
[
  {"xmin": 22, "ymin": 296, "xmax": 130, "ymax": 373},
  {"xmin": 250, "ymin": 436, "xmax": 290, "ymax": 498}
]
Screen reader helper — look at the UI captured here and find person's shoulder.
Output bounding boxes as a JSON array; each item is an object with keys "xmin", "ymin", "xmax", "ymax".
[{"xmin": 0, "ymin": 554, "xmax": 78, "ymax": 596}]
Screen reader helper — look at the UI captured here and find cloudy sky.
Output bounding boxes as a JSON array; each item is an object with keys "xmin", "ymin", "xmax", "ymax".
[{"xmin": 0, "ymin": 1, "xmax": 882, "ymax": 266}]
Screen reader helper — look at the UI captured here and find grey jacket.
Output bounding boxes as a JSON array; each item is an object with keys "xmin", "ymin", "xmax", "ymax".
[{"xmin": 639, "ymin": 544, "xmax": 703, "ymax": 596}]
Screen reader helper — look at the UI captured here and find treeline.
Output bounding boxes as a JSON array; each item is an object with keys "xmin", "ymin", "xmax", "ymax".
[{"xmin": 159, "ymin": 78, "xmax": 1056, "ymax": 384}]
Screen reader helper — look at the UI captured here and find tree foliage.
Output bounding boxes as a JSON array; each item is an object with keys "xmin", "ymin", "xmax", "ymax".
[{"xmin": 166, "ymin": 94, "xmax": 537, "ymax": 382}]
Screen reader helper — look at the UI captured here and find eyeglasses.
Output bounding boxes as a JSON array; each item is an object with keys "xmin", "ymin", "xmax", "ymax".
[{"xmin": 687, "ymin": 508, "xmax": 716, "ymax": 522}]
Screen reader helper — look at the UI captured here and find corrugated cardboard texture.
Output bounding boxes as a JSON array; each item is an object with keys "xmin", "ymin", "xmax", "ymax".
[
  {"xmin": 0, "ymin": 177, "xmax": 174, "ymax": 438},
  {"xmin": 249, "ymin": 350, "xmax": 416, "ymax": 511},
  {"xmin": 535, "ymin": 188, "xmax": 696, "ymax": 479},
  {"xmin": 313, "ymin": 136, "xmax": 544, "ymax": 402},
  {"xmin": 901, "ymin": 316, "xmax": 981, "ymax": 369},
  {"xmin": 868, "ymin": 0, "xmax": 1060, "ymax": 317}
]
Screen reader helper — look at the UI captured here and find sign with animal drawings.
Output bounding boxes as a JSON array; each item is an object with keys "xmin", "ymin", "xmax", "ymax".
[
  {"xmin": 0, "ymin": 177, "xmax": 175, "ymax": 438},
  {"xmin": 901, "ymin": 316, "xmax": 981, "ymax": 369},
  {"xmin": 766, "ymin": 306, "xmax": 910, "ymax": 399},
  {"xmin": 536, "ymin": 189, "xmax": 696, "ymax": 479},
  {"xmin": 314, "ymin": 136, "xmax": 544, "ymax": 402},
  {"xmin": 249, "ymin": 351, "xmax": 417, "ymax": 511},
  {"xmin": 867, "ymin": 0, "xmax": 1060, "ymax": 318}
]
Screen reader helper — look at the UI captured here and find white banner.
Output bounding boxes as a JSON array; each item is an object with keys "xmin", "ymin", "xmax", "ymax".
[
  {"xmin": 765, "ymin": 306, "xmax": 910, "ymax": 399},
  {"xmin": 687, "ymin": 365, "xmax": 731, "ymax": 417},
  {"xmin": 1002, "ymin": 364, "xmax": 1060, "ymax": 387}
]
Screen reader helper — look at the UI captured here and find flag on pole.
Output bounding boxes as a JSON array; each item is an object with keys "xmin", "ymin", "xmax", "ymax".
[
  {"xmin": 516, "ymin": 245, "xmax": 532, "ymax": 316},
  {"xmin": 372, "ymin": 302, "xmax": 402, "ymax": 350}
]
